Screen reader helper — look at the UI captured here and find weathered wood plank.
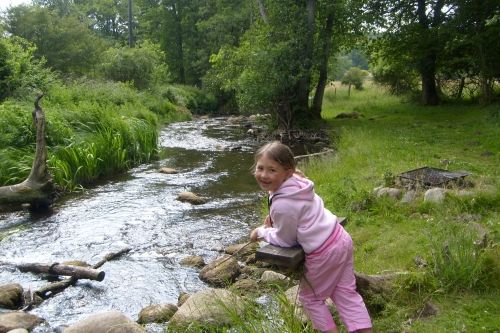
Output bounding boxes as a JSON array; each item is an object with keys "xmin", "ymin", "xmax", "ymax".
[{"xmin": 255, "ymin": 217, "xmax": 347, "ymax": 269}]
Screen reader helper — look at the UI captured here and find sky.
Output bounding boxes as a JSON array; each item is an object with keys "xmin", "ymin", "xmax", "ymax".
[{"xmin": 0, "ymin": 0, "xmax": 31, "ymax": 11}]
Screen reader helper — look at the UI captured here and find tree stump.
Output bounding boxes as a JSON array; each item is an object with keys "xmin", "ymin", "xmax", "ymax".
[{"xmin": 0, "ymin": 95, "xmax": 55, "ymax": 210}]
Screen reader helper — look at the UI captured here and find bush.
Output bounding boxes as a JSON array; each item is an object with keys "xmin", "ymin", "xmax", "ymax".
[{"xmin": 100, "ymin": 41, "xmax": 170, "ymax": 89}]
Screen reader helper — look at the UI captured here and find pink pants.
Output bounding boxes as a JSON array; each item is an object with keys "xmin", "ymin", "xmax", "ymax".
[{"xmin": 298, "ymin": 224, "xmax": 372, "ymax": 332}]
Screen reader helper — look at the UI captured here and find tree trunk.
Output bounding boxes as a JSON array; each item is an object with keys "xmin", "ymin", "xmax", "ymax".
[
  {"xmin": 294, "ymin": 0, "xmax": 316, "ymax": 120},
  {"xmin": 256, "ymin": 0, "xmax": 268, "ymax": 23},
  {"xmin": 421, "ymin": 66, "xmax": 439, "ymax": 105},
  {"xmin": 0, "ymin": 95, "xmax": 55, "ymax": 210},
  {"xmin": 172, "ymin": 1, "xmax": 185, "ymax": 84},
  {"xmin": 417, "ymin": 0, "xmax": 440, "ymax": 106},
  {"xmin": 311, "ymin": 13, "xmax": 334, "ymax": 118}
]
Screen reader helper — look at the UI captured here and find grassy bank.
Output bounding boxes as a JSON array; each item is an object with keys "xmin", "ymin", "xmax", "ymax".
[
  {"xmin": 0, "ymin": 80, "xmax": 198, "ymax": 191},
  {"xmin": 302, "ymin": 82, "xmax": 499, "ymax": 332}
]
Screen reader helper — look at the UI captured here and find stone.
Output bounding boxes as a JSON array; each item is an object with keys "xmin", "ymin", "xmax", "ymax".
[
  {"xmin": 401, "ymin": 190, "xmax": 417, "ymax": 203},
  {"xmin": 0, "ymin": 284, "xmax": 23, "ymax": 310},
  {"xmin": 0, "ymin": 312, "xmax": 44, "ymax": 333},
  {"xmin": 231, "ymin": 279, "xmax": 259, "ymax": 293},
  {"xmin": 138, "ymin": 304, "xmax": 178, "ymax": 324},
  {"xmin": 168, "ymin": 288, "xmax": 244, "ymax": 330},
  {"xmin": 260, "ymin": 270, "xmax": 289, "ymax": 283},
  {"xmin": 199, "ymin": 255, "xmax": 240, "ymax": 287},
  {"xmin": 225, "ymin": 243, "xmax": 258, "ymax": 258},
  {"xmin": 373, "ymin": 187, "xmax": 402, "ymax": 200},
  {"xmin": 63, "ymin": 310, "xmax": 145, "ymax": 333},
  {"xmin": 158, "ymin": 167, "xmax": 179, "ymax": 174},
  {"xmin": 177, "ymin": 292, "xmax": 190, "ymax": 307},
  {"xmin": 176, "ymin": 191, "xmax": 207, "ymax": 205},
  {"xmin": 6, "ymin": 329, "xmax": 28, "ymax": 333},
  {"xmin": 179, "ymin": 255, "xmax": 205, "ymax": 269},
  {"xmin": 424, "ymin": 188, "xmax": 446, "ymax": 203}
]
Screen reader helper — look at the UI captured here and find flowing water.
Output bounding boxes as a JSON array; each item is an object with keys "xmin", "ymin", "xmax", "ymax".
[{"xmin": 0, "ymin": 117, "xmax": 265, "ymax": 332}]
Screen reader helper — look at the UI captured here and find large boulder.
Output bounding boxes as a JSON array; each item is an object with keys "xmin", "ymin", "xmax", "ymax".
[
  {"xmin": 168, "ymin": 288, "xmax": 244, "ymax": 330},
  {"xmin": 62, "ymin": 311, "xmax": 145, "ymax": 333},
  {"xmin": 199, "ymin": 255, "xmax": 240, "ymax": 287},
  {"xmin": 0, "ymin": 284, "xmax": 23, "ymax": 309},
  {"xmin": 0, "ymin": 312, "xmax": 44, "ymax": 333}
]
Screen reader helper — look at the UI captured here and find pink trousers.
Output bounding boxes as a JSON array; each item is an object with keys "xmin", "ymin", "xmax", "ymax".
[{"xmin": 298, "ymin": 224, "xmax": 372, "ymax": 332}]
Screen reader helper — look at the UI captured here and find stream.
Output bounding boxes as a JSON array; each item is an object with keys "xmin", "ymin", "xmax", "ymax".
[{"xmin": 0, "ymin": 116, "xmax": 264, "ymax": 332}]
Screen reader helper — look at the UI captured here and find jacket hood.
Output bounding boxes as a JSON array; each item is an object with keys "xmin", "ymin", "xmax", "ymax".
[{"xmin": 271, "ymin": 174, "xmax": 314, "ymax": 201}]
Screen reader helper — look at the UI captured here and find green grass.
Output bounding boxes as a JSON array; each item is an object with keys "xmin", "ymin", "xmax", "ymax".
[
  {"xmin": 0, "ymin": 79, "xmax": 193, "ymax": 191},
  {"xmin": 301, "ymin": 82, "xmax": 499, "ymax": 332}
]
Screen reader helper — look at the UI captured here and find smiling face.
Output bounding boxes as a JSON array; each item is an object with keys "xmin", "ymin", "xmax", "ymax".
[{"xmin": 254, "ymin": 154, "xmax": 294, "ymax": 193}]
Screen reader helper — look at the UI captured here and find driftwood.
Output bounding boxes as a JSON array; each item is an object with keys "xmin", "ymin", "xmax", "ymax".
[
  {"xmin": 21, "ymin": 247, "xmax": 131, "ymax": 306},
  {"xmin": 0, "ymin": 95, "xmax": 55, "ymax": 210},
  {"xmin": 17, "ymin": 263, "xmax": 105, "ymax": 281}
]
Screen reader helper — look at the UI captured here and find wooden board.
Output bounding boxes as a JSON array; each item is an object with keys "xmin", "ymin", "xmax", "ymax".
[{"xmin": 255, "ymin": 217, "xmax": 347, "ymax": 269}]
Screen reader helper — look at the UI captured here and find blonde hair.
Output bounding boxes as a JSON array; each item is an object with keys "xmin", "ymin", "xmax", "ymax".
[{"xmin": 254, "ymin": 141, "xmax": 296, "ymax": 170}]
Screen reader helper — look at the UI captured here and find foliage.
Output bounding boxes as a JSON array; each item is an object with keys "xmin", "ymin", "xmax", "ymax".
[
  {"xmin": 0, "ymin": 35, "xmax": 56, "ymax": 100},
  {"xmin": 341, "ymin": 67, "xmax": 369, "ymax": 90},
  {"xmin": 365, "ymin": 0, "xmax": 500, "ymax": 104},
  {"xmin": 4, "ymin": 5, "xmax": 107, "ymax": 74},
  {"xmin": 370, "ymin": 43, "xmax": 420, "ymax": 95},
  {"xmin": 0, "ymin": 78, "xmax": 192, "ymax": 189},
  {"xmin": 100, "ymin": 40, "xmax": 170, "ymax": 89}
]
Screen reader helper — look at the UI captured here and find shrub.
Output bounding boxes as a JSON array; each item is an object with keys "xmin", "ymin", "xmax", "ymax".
[{"xmin": 100, "ymin": 41, "xmax": 170, "ymax": 89}]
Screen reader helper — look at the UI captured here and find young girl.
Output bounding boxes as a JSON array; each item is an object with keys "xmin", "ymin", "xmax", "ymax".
[{"xmin": 250, "ymin": 141, "xmax": 372, "ymax": 333}]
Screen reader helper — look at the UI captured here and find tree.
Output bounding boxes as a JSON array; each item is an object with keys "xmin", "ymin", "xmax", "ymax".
[
  {"xmin": 0, "ymin": 35, "xmax": 55, "ymax": 101},
  {"xmin": 341, "ymin": 66, "xmax": 369, "ymax": 95},
  {"xmin": 365, "ymin": 0, "xmax": 450, "ymax": 105},
  {"xmin": 205, "ymin": 0, "xmax": 363, "ymax": 130},
  {"xmin": 4, "ymin": 5, "xmax": 107, "ymax": 75},
  {"xmin": 366, "ymin": 0, "xmax": 500, "ymax": 104}
]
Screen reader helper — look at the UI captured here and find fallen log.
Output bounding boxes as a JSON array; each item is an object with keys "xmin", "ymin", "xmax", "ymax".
[
  {"xmin": 17, "ymin": 263, "xmax": 105, "ymax": 281},
  {"xmin": 20, "ymin": 247, "xmax": 132, "ymax": 306}
]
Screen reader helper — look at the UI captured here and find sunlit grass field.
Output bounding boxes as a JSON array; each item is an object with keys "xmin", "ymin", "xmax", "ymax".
[{"xmin": 302, "ymin": 82, "xmax": 500, "ymax": 332}]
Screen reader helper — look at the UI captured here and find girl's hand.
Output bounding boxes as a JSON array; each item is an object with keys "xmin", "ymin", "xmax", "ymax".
[
  {"xmin": 264, "ymin": 215, "xmax": 273, "ymax": 228},
  {"xmin": 250, "ymin": 228, "xmax": 260, "ymax": 242}
]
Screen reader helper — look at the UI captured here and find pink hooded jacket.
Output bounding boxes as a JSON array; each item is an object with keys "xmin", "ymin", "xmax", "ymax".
[{"xmin": 255, "ymin": 174, "xmax": 337, "ymax": 254}]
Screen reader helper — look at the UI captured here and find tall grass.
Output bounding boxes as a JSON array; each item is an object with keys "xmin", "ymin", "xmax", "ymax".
[{"xmin": 0, "ymin": 78, "xmax": 194, "ymax": 190}]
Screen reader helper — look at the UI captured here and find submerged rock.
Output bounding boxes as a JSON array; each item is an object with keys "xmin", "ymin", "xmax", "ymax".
[{"xmin": 176, "ymin": 191, "xmax": 207, "ymax": 205}]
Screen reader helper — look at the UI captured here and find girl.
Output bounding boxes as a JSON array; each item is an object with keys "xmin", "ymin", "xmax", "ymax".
[{"xmin": 250, "ymin": 141, "xmax": 372, "ymax": 333}]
